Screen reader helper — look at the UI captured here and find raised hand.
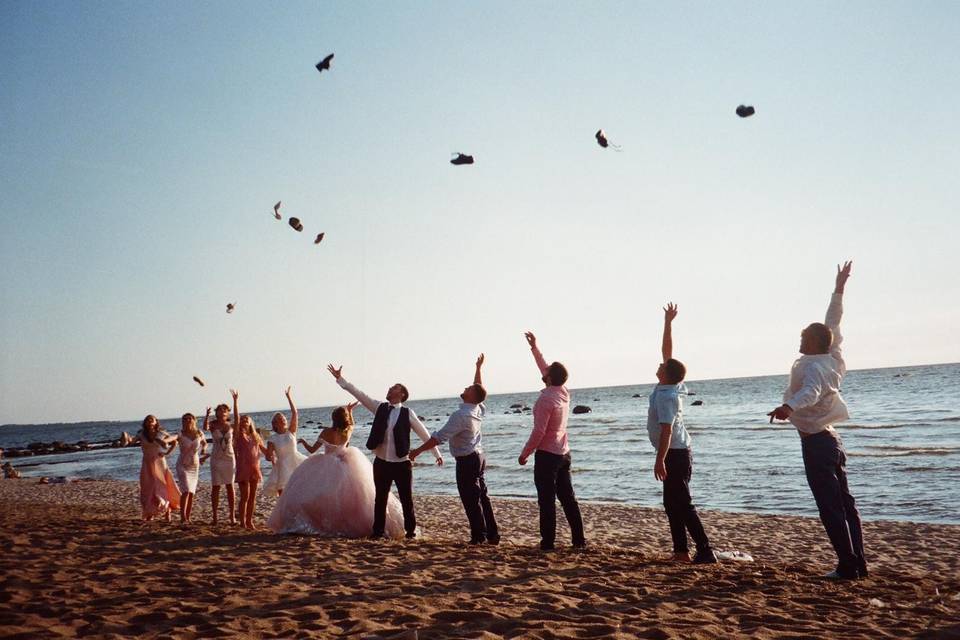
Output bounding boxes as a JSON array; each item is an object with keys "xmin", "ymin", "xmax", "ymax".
[
  {"xmin": 327, "ymin": 364, "xmax": 343, "ymax": 380},
  {"xmin": 663, "ymin": 302, "xmax": 678, "ymax": 322},
  {"xmin": 285, "ymin": 386, "xmax": 292, "ymax": 398},
  {"xmin": 835, "ymin": 261, "xmax": 853, "ymax": 294},
  {"xmin": 205, "ymin": 407, "xmax": 212, "ymax": 417},
  {"xmin": 230, "ymin": 389, "xmax": 239, "ymax": 401},
  {"xmin": 346, "ymin": 401, "xmax": 359, "ymax": 414},
  {"xmin": 476, "ymin": 353, "xmax": 485, "ymax": 368},
  {"xmin": 524, "ymin": 331, "xmax": 537, "ymax": 348}
]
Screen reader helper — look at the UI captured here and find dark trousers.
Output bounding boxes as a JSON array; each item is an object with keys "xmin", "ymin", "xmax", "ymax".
[
  {"xmin": 455, "ymin": 452, "xmax": 499, "ymax": 543},
  {"xmin": 801, "ymin": 430, "xmax": 866, "ymax": 576},
  {"xmin": 533, "ymin": 450, "xmax": 586, "ymax": 548},
  {"xmin": 663, "ymin": 448, "xmax": 711, "ymax": 554},
  {"xmin": 372, "ymin": 458, "xmax": 415, "ymax": 537}
]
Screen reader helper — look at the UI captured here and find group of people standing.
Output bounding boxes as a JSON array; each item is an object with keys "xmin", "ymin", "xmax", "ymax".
[{"xmin": 137, "ymin": 261, "xmax": 867, "ymax": 580}]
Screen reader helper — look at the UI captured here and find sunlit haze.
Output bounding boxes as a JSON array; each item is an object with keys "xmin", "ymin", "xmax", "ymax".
[{"xmin": 2, "ymin": 2, "xmax": 958, "ymax": 424}]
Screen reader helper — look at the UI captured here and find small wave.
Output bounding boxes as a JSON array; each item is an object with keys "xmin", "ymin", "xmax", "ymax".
[
  {"xmin": 840, "ymin": 423, "xmax": 909, "ymax": 430},
  {"xmin": 849, "ymin": 446, "xmax": 960, "ymax": 458}
]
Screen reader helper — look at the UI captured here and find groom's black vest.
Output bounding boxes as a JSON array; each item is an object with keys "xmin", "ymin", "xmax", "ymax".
[{"xmin": 366, "ymin": 403, "xmax": 412, "ymax": 458}]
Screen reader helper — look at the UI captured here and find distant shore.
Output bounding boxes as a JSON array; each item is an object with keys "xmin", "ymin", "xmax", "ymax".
[{"xmin": 1, "ymin": 479, "xmax": 958, "ymax": 638}]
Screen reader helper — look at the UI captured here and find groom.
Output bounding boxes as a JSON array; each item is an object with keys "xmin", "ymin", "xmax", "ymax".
[{"xmin": 327, "ymin": 365, "xmax": 443, "ymax": 539}]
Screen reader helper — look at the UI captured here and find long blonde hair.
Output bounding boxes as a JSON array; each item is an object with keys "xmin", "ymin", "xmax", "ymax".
[
  {"xmin": 239, "ymin": 415, "xmax": 264, "ymax": 447},
  {"xmin": 331, "ymin": 406, "xmax": 355, "ymax": 439}
]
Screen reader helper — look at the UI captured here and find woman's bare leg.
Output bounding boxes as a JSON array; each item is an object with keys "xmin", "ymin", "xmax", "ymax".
[
  {"xmin": 245, "ymin": 481, "xmax": 259, "ymax": 528},
  {"xmin": 211, "ymin": 485, "xmax": 221, "ymax": 524},
  {"xmin": 226, "ymin": 484, "xmax": 237, "ymax": 524},
  {"xmin": 183, "ymin": 493, "xmax": 194, "ymax": 523},
  {"xmin": 238, "ymin": 482, "xmax": 249, "ymax": 527}
]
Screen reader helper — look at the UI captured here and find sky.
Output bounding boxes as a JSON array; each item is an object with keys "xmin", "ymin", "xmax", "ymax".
[{"xmin": 1, "ymin": 1, "xmax": 959, "ymax": 425}]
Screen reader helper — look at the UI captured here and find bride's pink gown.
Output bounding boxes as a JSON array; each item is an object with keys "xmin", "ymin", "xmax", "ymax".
[
  {"xmin": 267, "ymin": 440, "xmax": 404, "ymax": 538},
  {"xmin": 139, "ymin": 436, "xmax": 181, "ymax": 519}
]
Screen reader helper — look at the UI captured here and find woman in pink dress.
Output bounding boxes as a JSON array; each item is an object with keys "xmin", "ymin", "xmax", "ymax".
[
  {"xmin": 231, "ymin": 389, "xmax": 268, "ymax": 530},
  {"xmin": 268, "ymin": 403, "xmax": 405, "ymax": 538},
  {"xmin": 138, "ymin": 415, "xmax": 181, "ymax": 521}
]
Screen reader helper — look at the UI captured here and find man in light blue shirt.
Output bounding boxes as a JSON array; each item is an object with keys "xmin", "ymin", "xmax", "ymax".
[
  {"xmin": 648, "ymin": 303, "xmax": 715, "ymax": 564},
  {"xmin": 647, "ymin": 384, "xmax": 692, "ymax": 451},
  {"xmin": 410, "ymin": 354, "xmax": 500, "ymax": 544}
]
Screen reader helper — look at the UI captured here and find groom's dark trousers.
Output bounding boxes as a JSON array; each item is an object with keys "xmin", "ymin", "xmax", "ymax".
[
  {"xmin": 801, "ymin": 430, "xmax": 867, "ymax": 577},
  {"xmin": 533, "ymin": 450, "xmax": 585, "ymax": 549},
  {"xmin": 372, "ymin": 458, "xmax": 416, "ymax": 537},
  {"xmin": 455, "ymin": 451, "xmax": 499, "ymax": 543}
]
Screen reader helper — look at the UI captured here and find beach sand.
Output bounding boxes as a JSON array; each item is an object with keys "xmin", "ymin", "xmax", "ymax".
[{"xmin": 1, "ymin": 479, "xmax": 958, "ymax": 639}]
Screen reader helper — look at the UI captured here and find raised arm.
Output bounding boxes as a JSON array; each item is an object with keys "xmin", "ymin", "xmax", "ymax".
[
  {"xmin": 525, "ymin": 331, "xmax": 548, "ymax": 375},
  {"xmin": 662, "ymin": 302, "xmax": 678, "ymax": 362},
  {"xmin": 201, "ymin": 407, "xmax": 212, "ymax": 432},
  {"xmin": 327, "ymin": 364, "xmax": 380, "ymax": 414},
  {"xmin": 827, "ymin": 261, "xmax": 851, "ymax": 365},
  {"xmin": 230, "ymin": 389, "xmax": 240, "ymax": 433},
  {"xmin": 285, "ymin": 386, "xmax": 299, "ymax": 433},
  {"xmin": 474, "ymin": 353, "xmax": 484, "ymax": 385}
]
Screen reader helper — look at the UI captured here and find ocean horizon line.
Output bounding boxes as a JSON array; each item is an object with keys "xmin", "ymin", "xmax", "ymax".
[{"xmin": 2, "ymin": 360, "xmax": 956, "ymax": 430}]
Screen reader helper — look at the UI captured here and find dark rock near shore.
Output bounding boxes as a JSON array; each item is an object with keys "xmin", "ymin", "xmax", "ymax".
[
  {"xmin": 691, "ymin": 400, "xmax": 704, "ymax": 406},
  {"xmin": 632, "ymin": 394, "xmax": 642, "ymax": 398},
  {"xmin": 572, "ymin": 405, "xmax": 592, "ymax": 414},
  {"xmin": 510, "ymin": 403, "xmax": 523, "ymax": 409}
]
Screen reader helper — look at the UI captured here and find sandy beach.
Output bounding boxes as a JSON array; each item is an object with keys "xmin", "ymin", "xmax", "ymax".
[{"xmin": 1, "ymin": 479, "xmax": 958, "ymax": 639}]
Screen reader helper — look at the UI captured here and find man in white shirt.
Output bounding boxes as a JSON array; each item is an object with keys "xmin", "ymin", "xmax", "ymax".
[
  {"xmin": 767, "ymin": 261, "xmax": 867, "ymax": 579},
  {"xmin": 327, "ymin": 365, "xmax": 442, "ymax": 539}
]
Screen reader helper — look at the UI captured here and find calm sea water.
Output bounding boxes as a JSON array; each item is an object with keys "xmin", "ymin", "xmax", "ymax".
[{"xmin": 3, "ymin": 363, "xmax": 959, "ymax": 524}]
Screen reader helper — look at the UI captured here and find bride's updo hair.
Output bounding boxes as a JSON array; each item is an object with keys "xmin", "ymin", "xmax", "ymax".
[{"xmin": 331, "ymin": 406, "xmax": 354, "ymax": 436}]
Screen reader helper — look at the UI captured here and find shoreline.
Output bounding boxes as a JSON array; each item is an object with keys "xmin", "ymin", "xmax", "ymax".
[{"xmin": 2, "ymin": 479, "xmax": 959, "ymax": 639}]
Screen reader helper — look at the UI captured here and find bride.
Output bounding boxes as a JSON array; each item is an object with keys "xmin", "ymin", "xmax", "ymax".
[{"xmin": 267, "ymin": 402, "xmax": 405, "ymax": 538}]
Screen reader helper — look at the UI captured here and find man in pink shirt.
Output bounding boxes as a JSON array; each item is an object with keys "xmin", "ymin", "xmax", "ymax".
[{"xmin": 518, "ymin": 331, "xmax": 586, "ymax": 551}]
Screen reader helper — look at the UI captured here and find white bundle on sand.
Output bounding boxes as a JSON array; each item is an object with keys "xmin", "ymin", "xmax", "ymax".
[{"xmin": 715, "ymin": 550, "xmax": 755, "ymax": 562}]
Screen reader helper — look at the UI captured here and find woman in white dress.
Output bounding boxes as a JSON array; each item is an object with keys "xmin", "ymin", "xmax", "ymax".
[
  {"xmin": 204, "ymin": 402, "xmax": 237, "ymax": 525},
  {"xmin": 175, "ymin": 409, "xmax": 209, "ymax": 524},
  {"xmin": 267, "ymin": 403, "xmax": 405, "ymax": 538},
  {"xmin": 263, "ymin": 387, "xmax": 308, "ymax": 498}
]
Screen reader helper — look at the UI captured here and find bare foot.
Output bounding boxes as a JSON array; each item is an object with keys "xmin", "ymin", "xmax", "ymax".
[{"xmin": 669, "ymin": 552, "xmax": 692, "ymax": 562}]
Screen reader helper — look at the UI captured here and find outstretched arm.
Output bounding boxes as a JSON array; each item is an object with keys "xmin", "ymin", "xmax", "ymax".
[
  {"xmin": 474, "ymin": 353, "xmax": 484, "ymax": 385},
  {"xmin": 298, "ymin": 436, "xmax": 323, "ymax": 454},
  {"xmin": 285, "ymin": 386, "xmax": 299, "ymax": 433},
  {"xmin": 230, "ymin": 389, "xmax": 239, "ymax": 433},
  {"xmin": 409, "ymin": 411, "xmax": 442, "ymax": 466},
  {"xmin": 201, "ymin": 407, "xmax": 212, "ymax": 432},
  {"xmin": 525, "ymin": 331, "xmax": 548, "ymax": 375},
  {"xmin": 327, "ymin": 364, "xmax": 380, "ymax": 414},
  {"xmin": 661, "ymin": 302, "xmax": 678, "ymax": 362}
]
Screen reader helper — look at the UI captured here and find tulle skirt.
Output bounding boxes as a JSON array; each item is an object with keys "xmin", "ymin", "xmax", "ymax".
[{"xmin": 267, "ymin": 447, "xmax": 404, "ymax": 538}]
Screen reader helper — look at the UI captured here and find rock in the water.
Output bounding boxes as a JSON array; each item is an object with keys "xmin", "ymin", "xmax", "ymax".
[
  {"xmin": 572, "ymin": 405, "xmax": 592, "ymax": 414},
  {"xmin": 509, "ymin": 403, "xmax": 523, "ymax": 409},
  {"xmin": 632, "ymin": 393, "xmax": 642, "ymax": 398},
  {"xmin": 691, "ymin": 400, "xmax": 704, "ymax": 406}
]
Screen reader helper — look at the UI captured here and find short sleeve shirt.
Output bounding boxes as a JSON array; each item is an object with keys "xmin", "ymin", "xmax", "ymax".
[{"xmin": 647, "ymin": 384, "xmax": 691, "ymax": 450}]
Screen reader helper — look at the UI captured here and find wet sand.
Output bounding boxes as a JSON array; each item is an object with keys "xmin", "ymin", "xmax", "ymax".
[{"xmin": 1, "ymin": 479, "xmax": 958, "ymax": 639}]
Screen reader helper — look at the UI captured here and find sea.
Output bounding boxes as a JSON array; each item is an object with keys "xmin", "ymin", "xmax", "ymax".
[{"xmin": 2, "ymin": 363, "xmax": 958, "ymax": 524}]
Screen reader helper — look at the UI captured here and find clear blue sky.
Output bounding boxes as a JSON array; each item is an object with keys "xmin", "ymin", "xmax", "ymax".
[{"xmin": 2, "ymin": 1, "xmax": 958, "ymax": 424}]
